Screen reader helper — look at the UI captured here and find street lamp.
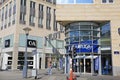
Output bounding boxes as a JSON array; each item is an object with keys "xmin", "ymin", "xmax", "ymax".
[{"xmin": 23, "ymin": 27, "xmax": 31, "ymax": 78}]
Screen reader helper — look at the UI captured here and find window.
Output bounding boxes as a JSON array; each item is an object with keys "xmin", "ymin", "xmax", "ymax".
[
  {"xmin": 20, "ymin": 0, "xmax": 26, "ymax": 24},
  {"xmin": 46, "ymin": 19, "xmax": 51, "ymax": 29},
  {"xmin": 5, "ymin": 5, "xmax": 8, "ymax": 28},
  {"xmin": 30, "ymin": 1, "xmax": 35, "ymax": 8},
  {"xmin": 38, "ymin": 18, "xmax": 43, "ymax": 28},
  {"xmin": 12, "ymin": 0, "xmax": 16, "ymax": 25},
  {"xmin": 1, "ymin": 7, "xmax": 4, "ymax": 30},
  {"xmin": 29, "ymin": 1, "xmax": 35, "ymax": 26},
  {"xmin": 102, "ymin": 0, "xmax": 113, "ymax": 3},
  {"xmin": 53, "ymin": 0, "xmax": 56, "ymax": 4},
  {"xmin": 20, "ymin": 12, "xmax": 25, "ymax": 24},
  {"xmin": 39, "ymin": 4, "xmax": 43, "ymax": 11},
  {"xmin": 2, "ymin": 7, "xmax": 4, "ymax": 21},
  {"xmin": 9, "ymin": 1, "xmax": 12, "ymax": 17},
  {"xmin": 21, "ymin": 0, "xmax": 26, "ymax": 6},
  {"xmin": 46, "ymin": 0, "xmax": 52, "ymax": 3},
  {"xmin": 13, "ymin": 0, "xmax": 16, "ymax": 14},
  {"xmin": 29, "ymin": 15, "xmax": 35, "ymax": 26},
  {"xmin": 53, "ymin": 9, "xmax": 57, "ymax": 31},
  {"xmin": 8, "ymin": 1, "xmax": 12, "ymax": 26},
  {"xmin": 5, "ymin": 5, "xmax": 8, "ymax": 19},
  {"xmin": 38, "ymin": 4, "xmax": 43, "ymax": 28},
  {"xmin": 46, "ymin": 7, "xmax": 51, "ymax": 29}
]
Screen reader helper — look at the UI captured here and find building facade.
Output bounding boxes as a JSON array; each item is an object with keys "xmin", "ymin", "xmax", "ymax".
[
  {"xmin": 0, "ymin": 0, "xmax": 65, "ymax": 70},
  {"xmin": 56, "ymin": 0, "xmax": 120, "ymax": 76}
]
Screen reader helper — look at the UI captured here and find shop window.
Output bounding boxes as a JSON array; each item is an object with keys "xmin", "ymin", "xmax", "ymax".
[
  {"xmin": 8, "ymin": 57, "xmax": 12, "ymax": 60},
  {"xmin": 7, "ymin": 61, "xmax": 12, "ymax": 65}
]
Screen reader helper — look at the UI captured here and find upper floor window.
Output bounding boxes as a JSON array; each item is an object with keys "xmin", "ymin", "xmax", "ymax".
[
  {"xmin": 102, "ymin": 0, "xmax": 113, "ymax": 3},
  {"xmin": 46, "ymin": 0, "xmax": 52, "ymax": 3},
  {"xmin": 9, "ymin": 1, "xmax": 12, "ymax": 17},
  {"xmin": 5, "ymin": 5, "xmax": 8, "ymax": 19},
  {"xmin": 30, "ymin": 1, "xmax": 35, "ymax": 8},
  {"xmin": 46, "ymin": 7, "xmax": 51, "ymax": 14},
  {"xmin": 21, "ymin": 0, "xmax": 26, "ymax": 6},
  {"xmin": 13, "ymin": 0, "xmax": 16, "ymax": 14},
  {"xmin": 2, "ymin": 7, "xmax": 4, "ymax": 21},
  {"xmin": 39, "ymin": 4, "xmax": 43, "ymax": 11},
  {"xmin": 57, "ymin": 0, "xmax": 93, "ymax": 4}
]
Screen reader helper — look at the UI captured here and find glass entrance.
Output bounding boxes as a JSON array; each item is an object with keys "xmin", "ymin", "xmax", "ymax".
[
  {"xmin": 77, "ymin": 58, "xmax": 91, "ymax": 73},
  {"xmin": 85, "ymin": 59, "xmax": 91, "ymax": 73}
]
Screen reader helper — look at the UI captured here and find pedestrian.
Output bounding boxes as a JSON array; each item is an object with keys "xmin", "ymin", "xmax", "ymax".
[{"xmin": 47, "ymin": 61, "xmax": 52, "ymax": 75}]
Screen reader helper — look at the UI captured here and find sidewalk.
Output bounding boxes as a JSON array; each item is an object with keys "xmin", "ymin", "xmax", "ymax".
[{"xmin": 0, "ymin": 69, "xmax": 120, "ymax": 80}]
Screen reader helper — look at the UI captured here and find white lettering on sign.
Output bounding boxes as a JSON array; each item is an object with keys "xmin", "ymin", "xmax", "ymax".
[
  {"xmin": 27, "ymin": 39, "xmax": 37, "ymax": 48},
  {"xmin": 28, "ymin": 41, "xmax": 36, "ymax": 46},
  {"xmin": 76, "ymin": 44, "xmax": 92, "ymax": 50}
]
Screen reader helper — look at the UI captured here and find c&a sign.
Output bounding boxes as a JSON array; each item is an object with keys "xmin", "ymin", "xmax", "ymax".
[
  {"xmin": 5, "ymin": 39, "xmax": 10, "ymax": 48},
  {"xmin": 27, "ymin": 39, "xmax": 37, "ymax": 48}
]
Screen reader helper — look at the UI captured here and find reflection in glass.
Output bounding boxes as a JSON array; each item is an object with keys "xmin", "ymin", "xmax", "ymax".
[{"xmin": 76, "ymin": 0, "xmax": 93, "ymax": 3}]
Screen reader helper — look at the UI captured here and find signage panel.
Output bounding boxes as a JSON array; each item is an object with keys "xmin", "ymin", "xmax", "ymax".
[
  {"xmin": 5, "ymin": 39, "xmax": 10, "ymax": 48},
  {"xmin": 67, "ymin": 40, "xmax": 99, "ymax": 53},
  {"xmin": 27, "ymin": 39, "xmax": 37, "ymax": 48}
]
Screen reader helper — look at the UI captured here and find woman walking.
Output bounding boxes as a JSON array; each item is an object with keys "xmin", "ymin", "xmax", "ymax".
[{"xmin": 47, "ymin": 61, "xmax": 52, "ymax": 75}]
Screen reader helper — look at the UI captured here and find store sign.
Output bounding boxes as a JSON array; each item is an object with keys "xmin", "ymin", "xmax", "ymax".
[
  {"xmin": 27, "ymin": 39, "xmax": 37, "ymax": 48},
  {"xmin": 5, "ymin": 39, "xmax": 10, "ymax": 48},
  {"xmin": 67, "ymin": 40, "xmax": 98, "ymax": 53}
]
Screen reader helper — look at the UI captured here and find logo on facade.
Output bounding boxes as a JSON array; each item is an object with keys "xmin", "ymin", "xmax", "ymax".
[
  {"xmin": 68, "ymin": 40, "xmax": 98, "ymax": 53},
  {"xmin": 5, "ymin": 39, "xmax": 10, "ymax": 48},
  {"xmin": 27, "ymin": 39, "xmax": 37, "ymax": 48}
]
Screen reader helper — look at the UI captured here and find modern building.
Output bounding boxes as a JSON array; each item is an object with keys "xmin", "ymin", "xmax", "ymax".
[
  {"xmin": 0, "ymin": 0, "xmax": 65, "ymax": 71},
  {"xmin": 56, "ymin": 0, "xmax": 120, "ymax": 76}
]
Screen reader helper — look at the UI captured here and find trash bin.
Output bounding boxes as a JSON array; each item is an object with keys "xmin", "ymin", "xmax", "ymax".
[{"xmin": 32, "ymin": 69, "xmax": 37, "ymax": 77}]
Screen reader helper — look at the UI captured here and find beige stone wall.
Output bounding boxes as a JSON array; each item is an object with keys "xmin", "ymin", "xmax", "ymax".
[{"xmin": 56, "ymin": 0, "xmax": 120, "ymax": 76}]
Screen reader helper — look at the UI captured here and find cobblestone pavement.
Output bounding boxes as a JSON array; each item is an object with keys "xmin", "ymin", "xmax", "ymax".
[{"xmin": 0, "ymin": 69, "xmax": 120, "ymax": 80}]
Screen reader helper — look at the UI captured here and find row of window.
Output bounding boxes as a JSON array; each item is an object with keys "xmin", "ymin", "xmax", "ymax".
[
  {"xmin": 20, "ymin": 0, "xmax": 57, "ymax": 31},
  {"xmin": 0, "ymin": 0, "xmax": 56, "ymax": 5},
  {"xmin": 0, "ymin": 0, "xmax": 16, "ymax": 30},
  {"xmin": 57, "ymin": 0, "xmax": 113, "ymax": 4}
]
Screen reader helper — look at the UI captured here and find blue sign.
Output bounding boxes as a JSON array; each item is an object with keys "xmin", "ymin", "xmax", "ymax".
[
  {"xmin": 67, "ymin": 40, "xmax": 98, "ymax": 53},
  {"xmin": 95, "ymin": 57, "xmax": 99, "ymax": 71}
]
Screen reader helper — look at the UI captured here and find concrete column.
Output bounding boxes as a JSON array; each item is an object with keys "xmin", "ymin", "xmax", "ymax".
[
  {"xmin": 41, "ymin": 37, "xmax": 46, "ymax": 69},
  {"xmin": 12, "ymin": 43, "xmax": 18, "ymax": 70},
  {"xmin": 41, "ymin": 53, "xmax": 45, "ymax": 69},
  {"xmin": 2, "ymin": 53, "xmax": 8, "ymax": 70}
]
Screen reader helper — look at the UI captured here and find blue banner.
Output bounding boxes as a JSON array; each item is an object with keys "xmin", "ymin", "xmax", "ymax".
[
  {"xmin": 67, "ymin": 40, "xmax": 98, "ymax": 53},
  {"xmin": 95, "ymin": 57, "xmax": 99, "ymax": 71}
]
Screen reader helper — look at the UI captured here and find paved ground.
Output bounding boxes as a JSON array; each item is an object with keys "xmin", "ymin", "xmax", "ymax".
[{"xmin": 0, "ymin": 69, "xmax": 120, "ymax": 80}]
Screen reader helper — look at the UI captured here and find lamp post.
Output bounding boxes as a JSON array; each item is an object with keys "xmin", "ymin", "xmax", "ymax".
[{"xmin": 23, "ymin": 27, "xmax": 31, "ymax": 78}]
